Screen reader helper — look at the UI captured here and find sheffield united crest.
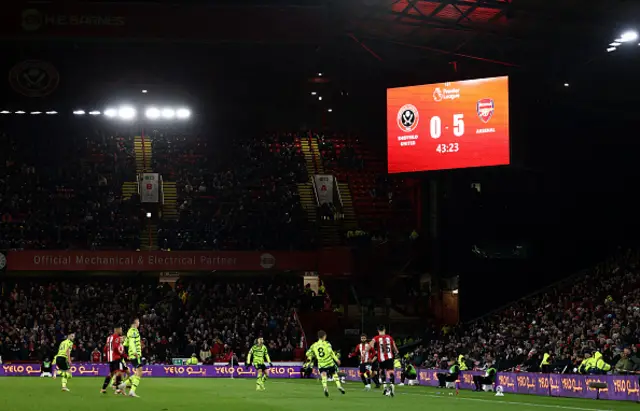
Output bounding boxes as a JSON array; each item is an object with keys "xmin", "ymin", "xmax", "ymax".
[
  {"xmin": 476, "ymin": 98, "xmax": 495, "ymax": 123},
  {"xmin": 397, "ymin": 104, "xmax": 419, "ymax": 133},
  {"xmin": 9, "ymin": 60, "xmax": 60, "ymax": 98}
]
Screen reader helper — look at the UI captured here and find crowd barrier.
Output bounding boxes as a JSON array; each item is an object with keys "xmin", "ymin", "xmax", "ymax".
[{"xmin": 2, "ymin": 364, "xmax": 639, "ymax": 401}]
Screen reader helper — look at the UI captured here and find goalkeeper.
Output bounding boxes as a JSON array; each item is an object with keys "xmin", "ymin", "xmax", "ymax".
[{"xmin": 246, "ymin": 337, "xmax": 272, "ymax": 391}]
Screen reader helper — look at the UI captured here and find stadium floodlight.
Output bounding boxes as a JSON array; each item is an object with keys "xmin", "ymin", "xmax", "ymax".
[
  {"xmin": 31, "ymin": 111, "xmax": 42, "ymax": 115},
  {"xmin": 161, "ymin": 108, "xmax": 175, "ymax": 119},
  {"xmin": 15, "ymin": 110, "xmax": 25, "ymax": 114},
  {"xmin": 318, "ymin": 72, "xmax": 323, "ymax": 76},
  {"xmin": 104, "ymin": 108, "xmax": 117, "ymax": 118},
  {"xmin": 318, "ymin": 96, "xmax": 323, "ymax": 101},
  {"xmin": 311, "ymin": 91, "xmax": 317, "ymax": 95},
  {"xmin": 142, "ymin": 89, "xmax": 148, "ymax": 94},
  {"xmin": 89, "ymin": 110, "xmax": 101, "ymax": 116},
  {"xmin": 0, "ymin": 110, "xmax": 10, "ymax": 114},
  {"xmin": 564, "ymin": 83, "xmax": 570, "ymax": 87},
  {"xmin": 607, "ymin": 47, "xmax": 617, "ymax": 52},
  {"xmin": 118, "ymin": 106, "xmax": 136, "ymax": 120},
  {"xmin": 176, "ymin": 108, "xmax": 191, "ymax": 119},
  {"xmin": 610, "ymin": 42, "xmax": 621, "ymax": 46},
  {"xmin": 616, "ymin": 30, "xmax": 638, "ymax": 43},
  {"xmin": 46, "ymin": 111, "xmax": 57, "ymax": 115},
  {"xmin": 328, "ymin": 108, "xmax": 333, "ymax": 112},
  {"xmin": 145, "ymin": 107, "xmax": 161, "ymax": 119},
  {"xmin": 73, "ymin": 110, "xmax": 86, "ymax": 115}
]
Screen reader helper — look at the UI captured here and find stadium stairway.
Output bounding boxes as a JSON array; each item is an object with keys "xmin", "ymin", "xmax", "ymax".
[
  {"xmin": 308, "ymin": 138, "xmax": 324, "ymax": 174},
  {"xmin": 299, "ymin": 134, "xmax": 324, "ymax": 175},
  {"xmin": 299, "ymin": 137, "xmax": 318, "ymax": 176},
  {"xmin": 319, "ymin": 221, "xmax": 341, "ymax": 246},
  {"xmin": 142, "ymin": 223, "xmax": 158, "ymax": 251},
  {"xmin": 161, "ymin": 181, "xmax": 179, "ymax": 221},
  {"xmin": 337, "ymin": 182, "xmax": 357, "ymax": 231},
  {"xmin": 297, "ymin": 182, "xmax": 317, "ymax": 223},
  {"xmin": 121, "ymin": 181, "xmax": 138, "ymax": 200},
  {"xmin": 134, "ymin": 135, "xmax": 153, "ymax": 173}
]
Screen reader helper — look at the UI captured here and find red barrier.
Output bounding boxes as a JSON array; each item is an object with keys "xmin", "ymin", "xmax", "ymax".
[{"xmin": 5, "ymin": 249, "xmax": 352, "ymax": 274}]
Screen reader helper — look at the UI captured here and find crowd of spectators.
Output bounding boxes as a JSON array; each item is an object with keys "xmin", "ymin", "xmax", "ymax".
[
  {"xmin": 408, "ymin": 248, "xmax": 640, "ymax": 374},
  {"xmin": 154, "ymin": 132, "xmax": 314, "ymax": 250},
  {"xmin": 0, "ymin": 276, "xmax": 308, "ymax": 364},
  {"xmin": 1, "ymin": 125, "xmax": 140, "ymax": 250},
  {"xmin": 315, "ymin": 132, "xmax": 413, "ymax": 240}
]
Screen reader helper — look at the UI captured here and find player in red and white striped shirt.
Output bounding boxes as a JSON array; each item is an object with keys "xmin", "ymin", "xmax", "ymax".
[
  {"xmin": 101, "ymin": 327, "xmax": 127, "ymax": 394},
  {"xmin": 349, "ymin": 334, "xmax": 376, "ymax": 390},
  {"xmin": 370, "ymin": 325, "xmax": 399, "ymax": 397}
]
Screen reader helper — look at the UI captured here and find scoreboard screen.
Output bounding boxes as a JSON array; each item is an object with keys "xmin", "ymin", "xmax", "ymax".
[{"xmin": 387, "ymin": 76, "xmax": 510, "ymax": 173}]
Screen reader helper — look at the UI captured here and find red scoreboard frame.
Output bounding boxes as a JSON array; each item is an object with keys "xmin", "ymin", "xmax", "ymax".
[{"xmin": 387, "ymin": 76, "xmax": 510, "ymax": 173}]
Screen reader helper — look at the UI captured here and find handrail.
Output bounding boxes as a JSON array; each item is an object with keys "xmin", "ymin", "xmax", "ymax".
[
  {"xmin": 293, "ymin": 308, "xmax": 308, "ymax": 349},
  {"xmin": 311, "ymin": 175, "xmax": 321, "ymax": 207},
  {"xmin": 334, "ymin": 176, "xmax": 344, "ymax": 210},
  {"xmin": 140, "ymin": 131, "xmax": 147, "ymax": 172}
]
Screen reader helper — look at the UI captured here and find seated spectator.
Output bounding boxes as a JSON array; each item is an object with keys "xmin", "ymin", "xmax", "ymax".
[
  {"xmin": 0, "ymin": 277, "xmax": 308, "ymax": 364},
  {"xmin": 409, "ymin": 249, "xmax": 640, "ymax": 373},
  {"xmin": 155, "ymin": 132, "xmax": 313, "ymax": 250}
]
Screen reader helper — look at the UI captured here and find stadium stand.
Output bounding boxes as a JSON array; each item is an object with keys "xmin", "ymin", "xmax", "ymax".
[
  {"xmin": 1, "ymin": 124, "xmax": 141, "ymax": 250},
  {"xmin": 153, "ymin": 132, "xmax": 314, "ymax": 250},
  {"xmin": 409, "ymin": 248, "xmax": 640, "ymax": 373},
  {"xmin": 0, "ymin": 276, "xmax": 307, "ymax": 364},
  {"xmin": 314, "ymin": 132, "xmax": 414, "ymax": 237}
]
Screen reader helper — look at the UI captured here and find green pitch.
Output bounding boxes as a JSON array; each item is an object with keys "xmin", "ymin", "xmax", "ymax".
[{"xmin": 0, "ymin": 377, "xmax": 636, "ymax": 411}]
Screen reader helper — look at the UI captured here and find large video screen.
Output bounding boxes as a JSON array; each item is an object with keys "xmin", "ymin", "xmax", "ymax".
[{"xmin": 387, "ymin": 76, "xmax": 510, "ymax": 173}]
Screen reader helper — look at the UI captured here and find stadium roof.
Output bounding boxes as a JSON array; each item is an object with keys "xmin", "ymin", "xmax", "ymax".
[{"xmin": 2, "ymin": 0, "xmax": 638, "ymax": 73}]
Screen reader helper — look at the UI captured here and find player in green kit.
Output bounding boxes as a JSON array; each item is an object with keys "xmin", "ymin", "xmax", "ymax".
[
  {"xmin": 54, "ymin": 333, "xmax": 75, "ymax": 392},
  {"xmin": 123, "ymin": 318, "xmax": 143, "ymax": 397},
  {"xmin": 246, "ymin": 337, "xmax": 272, "ymax": 391},
  {"xmin": 306, "ymin": 330, "xmax": 345, "ymax": 397}
]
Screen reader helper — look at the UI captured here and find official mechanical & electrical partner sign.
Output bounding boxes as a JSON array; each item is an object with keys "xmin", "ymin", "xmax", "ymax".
[
  {"xmin": 5, "ymin": 250, "xmax": 352, "ymax": 274},
  {"xmin": 2, "ymin": 365, "xmax": 639, "ymax": 401}
]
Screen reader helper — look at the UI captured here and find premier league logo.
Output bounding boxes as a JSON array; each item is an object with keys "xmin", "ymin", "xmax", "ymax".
[
  {"xmin": 433, "ymin": 88, "xmax": 443, "ymax": 102},
  {"xmin": 476, "ymin": 98, "xmax": 495, "ymax": 123},
  {"xmin": 397, "ymin": 104, "xmax": 419, "ymax": 133}
]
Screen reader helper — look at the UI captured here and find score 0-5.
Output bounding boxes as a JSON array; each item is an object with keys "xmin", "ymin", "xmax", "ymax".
[{"xmin": 429, "ymin": 114, "xmax": 464, "ymax": 139}]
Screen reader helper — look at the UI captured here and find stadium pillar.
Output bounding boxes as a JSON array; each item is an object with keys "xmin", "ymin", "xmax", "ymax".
[{"xmin": 426, "ymin": 176, "xmax": 442, "ymax": 277}]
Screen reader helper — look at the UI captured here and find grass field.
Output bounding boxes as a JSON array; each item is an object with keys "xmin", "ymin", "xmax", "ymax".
[{"xmin": 0, "ymin": 377, "xmax": 637, "ymax": 411}]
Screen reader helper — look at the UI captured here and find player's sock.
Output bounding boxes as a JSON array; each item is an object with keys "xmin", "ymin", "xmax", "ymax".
[
  {"xmin": 389, "ymin": 373, "xmax": 395, "ymax": 395},
  {"xmin": 61, "ymin": 372, "xmax": 68, "ymax": 388},
  {"xmin": 333, "ymin": 374, "xmax": 342, "ymax": 389},
  {"xmin": 321, "ymin": 375, "xmax": 328, "ymax": 390},
  {"xmin": 102, "ymin": 375, "xmax": 112, "ymax": 390},
  {"xmin": 129, "ymin": 375, "xmax": 140, "ymax": 394},
  {"xmin": 361, "ymin": 374, "xmax": 368, "ymax": 385}
]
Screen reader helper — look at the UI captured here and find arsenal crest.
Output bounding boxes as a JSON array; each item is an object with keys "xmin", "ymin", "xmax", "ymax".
[
  {"xmin": 9, "ymin": 60, "xmax": 60, "ymax": 98},
  {"xmin": 476, "ymin": 98, "xmax": 495, "ymax": 123}
]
